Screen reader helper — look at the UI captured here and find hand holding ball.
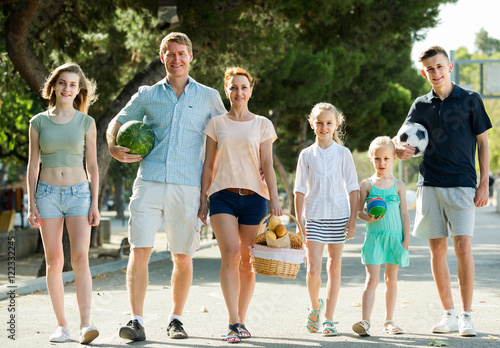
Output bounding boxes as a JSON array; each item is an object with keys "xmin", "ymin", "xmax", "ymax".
[
  {"xmin": 367, "ymin": 197, "xmax": 387, "ymax": 218},
  {"xmin": 397, "ymin": 122, "xmax": 428, "ymax": 157}
]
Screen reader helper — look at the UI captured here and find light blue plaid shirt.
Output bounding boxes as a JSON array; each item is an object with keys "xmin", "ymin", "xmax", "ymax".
[{"xmin": 116, "ymin": 76, "xmax": 226, "ymax": 186}]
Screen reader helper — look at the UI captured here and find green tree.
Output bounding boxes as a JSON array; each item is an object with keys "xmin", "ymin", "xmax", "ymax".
[
  {"xmin": 1, "ymin": 0, "xmax": 455, "ymax": 211},
  {"xmin": 475, "ymin": 28, "xmax": 500, "ymax": 55},
  {"xmin": 453, "ymin": 38, "xmax": 500, "ymax": 173}
]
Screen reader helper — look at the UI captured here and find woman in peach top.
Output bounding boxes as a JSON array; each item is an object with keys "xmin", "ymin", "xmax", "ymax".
[{"xmin": 198, "ymin": 67, "xmax": 282, "ymax": 343}]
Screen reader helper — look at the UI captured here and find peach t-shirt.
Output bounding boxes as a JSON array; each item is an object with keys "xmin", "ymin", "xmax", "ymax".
[{"xmin": 204, "ymin": 114, "xmax": 277, "ymax": 200}]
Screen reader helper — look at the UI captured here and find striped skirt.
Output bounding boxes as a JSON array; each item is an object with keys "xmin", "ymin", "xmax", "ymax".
[{"xmin": 305, "ymin": 218, "xmax": 349, "ymax": 244}]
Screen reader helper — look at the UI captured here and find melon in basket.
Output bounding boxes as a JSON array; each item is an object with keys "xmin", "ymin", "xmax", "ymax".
[{"xmin": 116, "ymin": 120, "xmax": 155, "ymax": 158}]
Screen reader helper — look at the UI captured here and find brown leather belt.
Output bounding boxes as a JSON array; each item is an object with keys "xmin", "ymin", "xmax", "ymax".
[{"xmin": 226, "ymin": 188, "xmax": 256, "ymax": 195}]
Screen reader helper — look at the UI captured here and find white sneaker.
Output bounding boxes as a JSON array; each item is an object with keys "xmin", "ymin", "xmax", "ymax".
[
  {"xmin": 80, "ymin": 325, "xmax": 99, "ymax": 344},
  {"xmin": 458, "ymin": 313, "xmax": 476, "ymax": 336},
  {"xmin": 49, "ymin": 326, "xmax": 69, "ymax": 342},
  {"xmin": 431, "ymin": 312, "xmax": 459, "ymax": 333}
]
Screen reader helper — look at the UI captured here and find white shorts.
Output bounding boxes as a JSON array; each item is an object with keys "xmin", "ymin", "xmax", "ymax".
[
  {"xmin": 128, "ymin": 178, "xmax": 201, "ymax": 255},
  {"xmin": 412, "ymin": 186, "xmax": 476, "ymax": 239}
]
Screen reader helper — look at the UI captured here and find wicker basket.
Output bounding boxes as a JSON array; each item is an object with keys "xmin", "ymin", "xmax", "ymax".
[{"xmin": 250, "ymin": 213, "xmax": 305, "ymax": 279}]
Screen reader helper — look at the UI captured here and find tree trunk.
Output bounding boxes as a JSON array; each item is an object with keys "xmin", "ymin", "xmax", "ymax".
[
  {"xmin": 299, "ymin": 116, "xmax": 310, "ymax": 151},
  {"xmin": 113, "ymin": 177, "xmax": 124, "ymax": 219},
  {"xmin": 0, "ymin": 163, "xmax": 6, "ymax": 187},
  {"xmin": 37, "ymin": 221, "xmax": 72, "ymax": 277},
  {"xmin": 94, "ymin": 57, "xmax": 165, "ymax": 224},
  {"xmin": 90, "ymin": 57, "xmax": 164, "ymax": 245},
  {"xmin": 5, "ymin": 0, "xmax": 49, "ymax": 99},
  {"xmin": 6, "ymin": 0, "xmax": 167, "ymax": 254}
]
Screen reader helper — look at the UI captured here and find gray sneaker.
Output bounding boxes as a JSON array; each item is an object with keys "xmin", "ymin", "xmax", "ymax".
[
  {"xmin": 167, "ymin": 319, "xmax": 188, "ymax": 339},
  {"xmin": 431, "ymin": 312, "xmax": 459, "ymax": 333},
  {"xmin": 458, "ymin": 313, "xmax": 476, "ymax": 336},
  {"xmin": 119, "ymin": 319, "xmax": 146, "ymax": 341}
]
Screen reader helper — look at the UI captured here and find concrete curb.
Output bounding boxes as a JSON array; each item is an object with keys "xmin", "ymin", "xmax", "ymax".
[{"xmin": 0, "ymin": 239, "xmax": 218, "ymax": 301}]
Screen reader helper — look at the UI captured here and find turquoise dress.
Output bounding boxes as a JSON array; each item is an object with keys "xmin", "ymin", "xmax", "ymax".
[{"xmin": 361, "ymin": 179, "xmax": 409, "ymax": 267}]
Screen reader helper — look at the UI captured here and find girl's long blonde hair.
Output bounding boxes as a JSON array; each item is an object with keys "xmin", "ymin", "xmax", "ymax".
[
  {"xmin": 42, "ymin": 62, "xmax": 97, "ymax": 114},
  {"xmin": 308, "ymin": 102, "xmax": 345, "ymax": 146}
]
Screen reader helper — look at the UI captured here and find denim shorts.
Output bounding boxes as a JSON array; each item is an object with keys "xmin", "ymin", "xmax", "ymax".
[
  {"xmin": 209, "ymin": 189, "xmax": 267, "ymax": 225},
  {"xmin": 35, "ymin": 181, "xmax": 91, "ymax": 218}
]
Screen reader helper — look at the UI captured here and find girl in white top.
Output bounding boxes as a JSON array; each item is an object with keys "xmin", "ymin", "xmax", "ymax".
[
  {"xmin": 26, "ymin": 63, "xmax": 100, "ymax": 344},
  {"xmin": 198, "ymin": 67, "xmax": 282, "ymax": 343},
  {"xmin": 294, "ymin": 102, "xmax": 359, "ymax": 336}
]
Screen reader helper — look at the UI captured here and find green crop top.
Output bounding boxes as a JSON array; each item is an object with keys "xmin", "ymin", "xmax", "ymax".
[{"xmin": 29, "ymin": 110, "xmax": 94, "ymax": 167}]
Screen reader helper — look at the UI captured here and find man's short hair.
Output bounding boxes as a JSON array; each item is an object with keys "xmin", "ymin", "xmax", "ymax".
[
  {"xmin": 159, "ymin": 32, "xmax": 193, "ymax": 56},
  {"xmin": 419, "ymin": 46, "xmax": 449, "ymax": 62}
]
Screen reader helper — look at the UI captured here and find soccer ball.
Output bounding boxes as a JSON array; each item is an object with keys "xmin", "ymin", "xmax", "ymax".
[{"xmin": 397, "ymin": 122, "xmax": 428, "ymax": 157}]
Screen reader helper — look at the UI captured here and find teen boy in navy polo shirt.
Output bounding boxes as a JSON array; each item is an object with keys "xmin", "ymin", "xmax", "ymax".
[{"xmin": 396, "ymin": 46, "xmax": 491, "ymax": 337}]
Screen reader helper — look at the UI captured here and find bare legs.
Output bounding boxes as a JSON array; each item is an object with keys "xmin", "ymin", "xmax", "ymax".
[
  {"xmin": 361, "ymin": 263, "xmax": 399, "ymax": 326},
  {"xmin": 126, "ymin": 247, "xmax": 153, "ymax": 318},
  {"xmin": 324, "ymin": 244, "xmax": 343, "ymax": 321},
  {"xmin": 429, "ymin": 236, "xmax": 474, "ymax": 312},
  {"xmin": 361, "ymin": 264, "xmax": 380, "ymax": 323},
  {"xmin": 384, "ymin": 264, "xmax": 399, "ymax": 325},
  {"xmin": 171, "ymin": 253, "xmax": 193, "ymax": 316},
  {"xmin": 306, "ymin": 241, "xmax": 323, "ymax": 328},
  {"xmin": 211, "ymin": 213, "xmax": 256, "ymax": 331},
  {"xmin": 126, "ymin": 248, "xmax": 193, "ymax": 320},
  {"xmin": 306, "ymin": 241, "xmax": 344, "ymax": 326},
  {"xmin": 39, "ymin": 216, "xmax": 93, "ymax": 330},
  {"xmin": 39, "ymin": 218, "xmax": 67, "ymax": 328}
]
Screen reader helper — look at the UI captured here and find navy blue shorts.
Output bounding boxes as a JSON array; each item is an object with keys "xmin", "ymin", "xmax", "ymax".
[{"xmin": 209, "ymin": 189, "xmax": 267, "ymax": 225}]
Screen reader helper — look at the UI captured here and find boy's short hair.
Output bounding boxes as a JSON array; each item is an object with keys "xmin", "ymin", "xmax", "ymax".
[
  {"xmin": 419, "ymin": 46, "xmax": 449, "ymax": 62},
  {"xmin": 159, "ymin": 32, "xmax": 193, "ymax": 56}
]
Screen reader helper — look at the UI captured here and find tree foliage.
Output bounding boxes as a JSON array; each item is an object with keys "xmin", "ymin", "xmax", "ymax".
[
  {"xmin": 1, "ymin": 0, "xmax": 456, "ymax": 198},
  {"xmin": 452, "ymin": 41, "xmax": 500, "ymax": 173},
  {"xmin": 475, "ymin": 28, "xmax": 500, "ymax": 55}
]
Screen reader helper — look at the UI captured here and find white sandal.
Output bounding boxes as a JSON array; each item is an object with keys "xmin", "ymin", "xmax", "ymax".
[
  {"xmin": 322, "ymin": 320, "xmax": 338, "ymax": 336},
  {"xmin": 384, "ymin": 320, "xmax": 403, "ymax": 334},
  {"xmin": 352, "ymin": 320, "xmax": 371, "ymax": 336}
]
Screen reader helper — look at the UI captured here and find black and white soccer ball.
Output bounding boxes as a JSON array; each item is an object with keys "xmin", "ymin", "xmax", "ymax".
[{"xmin": 397, "ymin": 122, "xmax": 428, "ymax": 157}]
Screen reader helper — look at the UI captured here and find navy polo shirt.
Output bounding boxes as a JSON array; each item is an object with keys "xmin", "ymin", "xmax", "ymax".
[{"xmin": 404, "ymin": 84, "xmax": 492, "ymax": 188}]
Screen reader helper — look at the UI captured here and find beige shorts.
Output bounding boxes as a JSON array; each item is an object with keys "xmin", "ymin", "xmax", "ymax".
[
  {"xmin": 128, "ymin": 178, "xmax": 201, "ymax": 255},
  {"xmin": 412, "ymin": 186, "xmax": 476, "ymax": 239}
]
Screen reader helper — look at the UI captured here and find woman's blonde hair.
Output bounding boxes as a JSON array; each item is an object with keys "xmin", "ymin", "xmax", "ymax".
[
  {"xmin": 368, "ymin": 136, "xmax": 396, "ymax": 157},
  {"xmin": 224, "ymin": 66, "xmax": 254, "ymax": 88},
  {"xmin": 308, "ymin": 102, "xmax": 345, "ymax": 146},
  {"xmin": 42, "ymin": 62, "xmax": 97, "ymax": 114}
]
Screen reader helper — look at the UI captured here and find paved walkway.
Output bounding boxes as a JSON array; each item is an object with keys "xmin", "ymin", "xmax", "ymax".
[{"xmin": 1, "ymin": 206, "xmax": 499, "ymax": 347}]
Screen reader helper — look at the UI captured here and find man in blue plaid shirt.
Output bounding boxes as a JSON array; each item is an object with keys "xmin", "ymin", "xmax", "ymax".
[{"xmin": 107, "ymin": 32, "xmax": 226, "ymax": 342}]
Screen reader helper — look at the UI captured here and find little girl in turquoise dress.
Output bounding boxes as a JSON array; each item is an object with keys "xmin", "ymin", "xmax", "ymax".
[{"xmin": 352, "ymin": 136, "xmax": 410, "ymax": 337}]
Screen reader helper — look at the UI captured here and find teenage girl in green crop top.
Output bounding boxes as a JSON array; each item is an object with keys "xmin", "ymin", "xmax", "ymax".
[{"xmin": 26, "ymin": 63, "xmax": 100, "ymax": 344}]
